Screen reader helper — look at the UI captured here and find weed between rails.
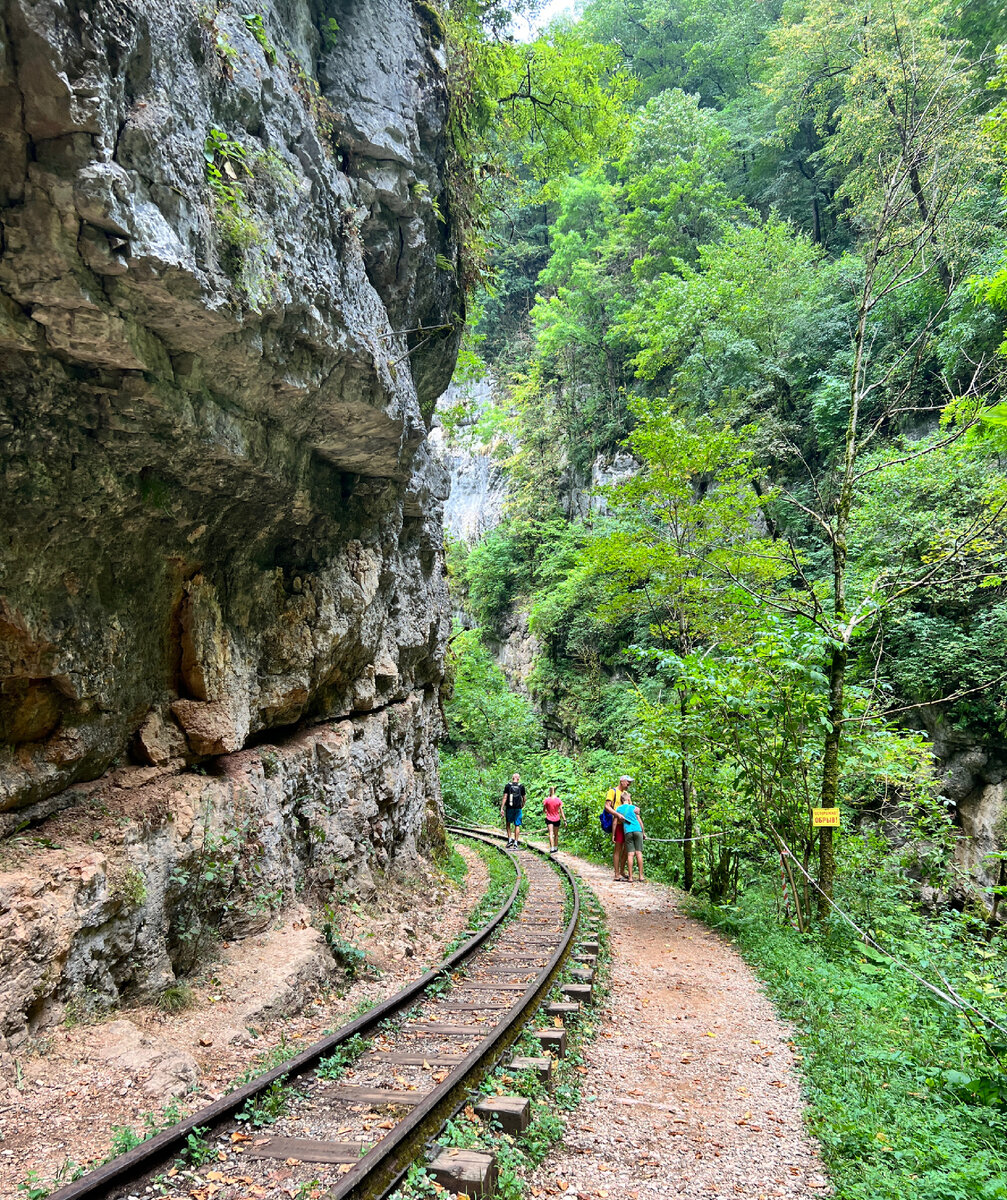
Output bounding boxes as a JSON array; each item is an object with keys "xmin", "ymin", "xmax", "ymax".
[{"xmin": 442, "ymin": 835, "xmax": 525, "ymax": 958}]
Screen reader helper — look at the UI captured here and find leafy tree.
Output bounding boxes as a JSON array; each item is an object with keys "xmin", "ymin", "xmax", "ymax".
[
  {"xmin": 586, "ymin": 408, "xmax": 782, "ymax": 887},
  {"xmin": 754, "ymin": 0, "xmax": 1005, "ymax": 911},
  {"xmin": 443, "ymin": 627, "xmax": 542, "ymax": 762}
]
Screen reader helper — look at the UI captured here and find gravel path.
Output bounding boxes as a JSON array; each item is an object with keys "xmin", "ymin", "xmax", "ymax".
[{"xmin": 530, "ymin": 849, "xmax": 831, "ymax": 1200}]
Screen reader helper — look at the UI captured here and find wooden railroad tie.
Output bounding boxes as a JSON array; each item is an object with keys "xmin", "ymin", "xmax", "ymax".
[
  {"xmin": 458, "ymin": 981, "xmax": 529, "ymax": 990},
  {"xmin": 474, "ymin": 1095, "xmax": 531, "ymax": 1135},
  {"xmin": 534, "ymin": 1027, "xmax": 567, "ymax": 1057},
  {"xmin": 405, "ymin": 1023, "xmax": 486, "ymax": 1035},
  {"xmin": 509, "ymin": 1055, "xmax": 555, "ymax": 1083},
  {"xmin": 580, "ymin": 940, "xmax": 600, "ymax": 954},
  {"xmin": 428, "ymin": 1147, "xmax": 498, "ymax": 1198},
  {"xmin": 560, "ymin": 983, "xmax": 593, "ymax": 1003},
  {"xmin": 570, "ymin": 968, "xmax": 595, "ymax": 984},
  {"xmin": 545, "ymin": 1001, "xmax": 581, "ymax": 1022},
  {"xmin": 438, "ymin": 1001, "xmax": 512, "ymax": 1011},
  {"xmin": 244, "ymin": 1136, "xmax": 371, "ymax": 1164},
  {"xmin": 328, "ymin": 1086, "xmax": 425, "ymax": 1106},
  {"xmin": 371, "ymin": 1052, "xmax": 465, "ymax": 1066},
  {"xmin": 573, "ymin": 953, "xmax": 597, "ymax": 966}
]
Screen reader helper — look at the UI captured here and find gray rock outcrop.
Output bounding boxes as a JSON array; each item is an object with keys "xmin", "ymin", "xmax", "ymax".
[
  {"xmin": 430, "ymin": 379, "xmax": 508, "ymax": 544},
  {"xmin": 0, "ymin": 0, "xmax": 462, "ymax": 1037},
  {"xmin": 0, "ymin": 0, "xmax": 459, "ymax": 811}
]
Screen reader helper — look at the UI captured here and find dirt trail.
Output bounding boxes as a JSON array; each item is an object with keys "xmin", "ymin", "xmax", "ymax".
[{"xmin": 532, "ymin": 849, "xmax": 831, "ymax": 1199}]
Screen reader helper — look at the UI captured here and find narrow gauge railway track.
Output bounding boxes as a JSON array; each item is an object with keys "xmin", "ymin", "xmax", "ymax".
[{"xmin": 50, "ymin": 830, "xmax": 595, "ymax": 1200}]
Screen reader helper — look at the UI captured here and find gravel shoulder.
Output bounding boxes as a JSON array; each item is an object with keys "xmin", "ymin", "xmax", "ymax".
[
  {"xmin": 0, "ymin": 844, "xmax": 488, "ymax": 1197},
  {"xmin": 531, "ymin": 848, "xmax": 831, "ymax": 1200}
]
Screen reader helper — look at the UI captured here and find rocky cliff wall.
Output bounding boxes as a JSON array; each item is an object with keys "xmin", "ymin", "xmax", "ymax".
[
  {"xmin": 0, "ymin": 0, "xmax": 459, "ymax": 813},
  {"xmin": 430, "ymin": 379, "xmax": 507, "ymax": 544},
  {"xmin": 0, "ymin": 693, "xmax": 442, "ymax": 1049},
  {"xmin": 0, "ymin": 0, "xmax": 460, "ymax": 1032},
  {"xmin": 928, "ymin": 719, "xmax": 1007, "ymax": 913}
]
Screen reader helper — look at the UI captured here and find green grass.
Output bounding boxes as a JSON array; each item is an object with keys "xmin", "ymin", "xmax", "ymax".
[
  {"xmin": 443, "ymin": 836, "xmax": 522, "ymax": 956},
  {"xmin": 157, "ymin": 982, "xmax": 195, "ymax": 1013},
  {"xmin": 437, "ymin": 838, "xmax": 469, "ymax": 888},
  {"xmin": 236, "ymin": 1078, "xmax": 298, "ymax": 1127},
  {"xmin": 697, "ymin": 883, "xmax": 1007, "ymax": 1200},
  {"xmin": 315, "ymin": 1034, "xmax": 372, "ymax": 1081}
]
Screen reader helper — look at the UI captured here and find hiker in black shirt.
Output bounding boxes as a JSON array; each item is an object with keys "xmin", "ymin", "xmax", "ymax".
[{"xmin": 501, "ymin": 773, "xmax": 526, "ymax": 848}]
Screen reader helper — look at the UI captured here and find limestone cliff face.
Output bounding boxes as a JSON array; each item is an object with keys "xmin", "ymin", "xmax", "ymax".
[{"xmin": 0, "ymin": 0, "xmax": 460, "ymax": 815}]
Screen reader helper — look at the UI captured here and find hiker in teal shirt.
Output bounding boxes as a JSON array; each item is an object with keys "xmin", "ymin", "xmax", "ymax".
[{"xmin": 616, "ymin": 792, "xmax": 646, "ymax": 882}]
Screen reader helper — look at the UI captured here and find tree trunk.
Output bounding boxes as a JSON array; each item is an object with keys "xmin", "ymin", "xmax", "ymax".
[
  {"xmin": 681, "ymin": 755, "xmax": 694, "ymax": 891},
  {"xmin": 817, "ymin": 640, "xmax": 848, "ymax": 918}
]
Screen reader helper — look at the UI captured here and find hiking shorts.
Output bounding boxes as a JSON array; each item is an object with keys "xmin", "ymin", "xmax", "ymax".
[
  {"xmin": 504, "ymin": 806, "xmax": 523, "ymax": 826},
  {"xmin": 613, "ymin": 824, "xmax": 625, "ymax": 844},
  {"xmin": 624, "ymin": 830, "xmax": 644, "ymax": 852}
]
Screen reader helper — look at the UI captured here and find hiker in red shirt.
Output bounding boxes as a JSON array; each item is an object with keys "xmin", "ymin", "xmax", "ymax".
[{"xmin": 543, "ymin": 786, "xmax": 565, "ymax": 855}]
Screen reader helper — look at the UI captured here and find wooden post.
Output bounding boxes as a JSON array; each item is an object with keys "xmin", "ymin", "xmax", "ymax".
[
  {"xmin": 428, "ymin": 1148, "xmax": 497, "ymax": 1198},
  {"xmin": 510, "ymin": 1055, "xmax": 555, "ymax": 1083},
  {"xmin": 545, "ymin": 1001, "xmax": 580, "ymax": 1022},
  {"xmin": 535, "ymin": 1028, "xmax": 567, "ymax": 1057},
  {"xmin": 474, "ymin": 1095, "xmax": 531, "ymax": 1135}
]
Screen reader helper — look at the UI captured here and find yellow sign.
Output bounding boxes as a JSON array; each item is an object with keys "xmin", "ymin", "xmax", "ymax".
[{"xmin": 813, "ymin": 808, "xmax": 840, "ymax": 828}]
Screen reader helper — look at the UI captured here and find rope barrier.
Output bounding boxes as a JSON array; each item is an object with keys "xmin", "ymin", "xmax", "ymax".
[
  {"xmin": 774, "ymin": 831, "xmax": 1007, "ymax": 1039},
  {"xmin": 445, "ymin": 805, "xmax": 725, "ymax": 845},
  {"xmin": 643, "ymin": 831, "xmax": 726, "ymax": 844},
  {"xmin": 448, "ymin": 803, "xmax": 1005, "ymax": 1040}
]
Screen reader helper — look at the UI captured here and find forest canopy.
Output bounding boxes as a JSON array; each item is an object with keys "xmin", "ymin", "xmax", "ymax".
[{"xmin": 438, "ymin": 1, "xmax": 1007, "ymax": 1191}]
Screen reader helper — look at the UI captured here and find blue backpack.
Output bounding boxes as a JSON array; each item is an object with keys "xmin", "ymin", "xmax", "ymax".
[{"xmin": 599, "ymin": 788, "xmax": 616, "ymax": 833}]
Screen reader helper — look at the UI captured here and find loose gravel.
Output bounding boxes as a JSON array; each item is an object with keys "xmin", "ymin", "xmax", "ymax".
[{"xmin": 529, "ymin": 851, "xmax": 831, "ymax": 1200}]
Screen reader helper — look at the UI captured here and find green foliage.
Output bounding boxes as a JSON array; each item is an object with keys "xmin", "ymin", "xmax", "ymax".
[
  {"xmin": 315, "ymin": 1035, "xmax": 371, "ymax": 1081},
  {"xmin": 436, "ymin": 839, "xmax": 469, "ymax": 887},
  {"xmin": 321, "ymin": 919, "xmax": 369, "ymax": 979},
  {"xmin": 321, "ymin": 16, "xmax": 339, "ymax": 49},
  {"xmin": 111, "ymin": 864, "xmax": 147, "ymax": 907},
  {"xmin": 16, "ymin": 1159, "xmax": 82, "ymax": 1199},
  {"xmin": 157, "ymin": 982, "xmax": 195, "ymax": 1013},
  {"xmin": 457, "ymin": 529, "xmax": 526, "ymax": 629},
  {"xmin": 178, "ymin": 1127, "xmax": 215, "ymax": 1168},
  {"xmin": 236, "ymin": 1079, "xmax": 297, "ymax": 1127},
  {"xmin": 444, "ymin": 0, "xmax": 1007, "ymax": 1189},
  {"xmin": 702, "ymin": 882, "xmax": 1007, "ymax": 1199},
  {"xmin": 229, "ymin": 1035, "xmax": 302, "ymax": 1090},
  {"xmin": 203, "ymin": 127, "xmax": 261, "ymax": 287},
  {"xmin": 240, "ymin": 12, "xmax": 276, "ymax": 63},
  {"xmin": 166, "ymin": 810, "xmax": 280, "ymax": 973},
  {"xmin": 442, "ymin": 0, "xmax": 635, "ymax": 289},
  {"xmin": 109, "ymin": 1124, "xmax": 144, "ymax": 1155},
  {"xmin": 443, "ymin": 626, "xmax": 542, "ymax": 763}
]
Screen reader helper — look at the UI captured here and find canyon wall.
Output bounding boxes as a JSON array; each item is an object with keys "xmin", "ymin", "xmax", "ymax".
[{"xmin": 0, "ymin": 0, "xmax": 460, "ymax": 1035}]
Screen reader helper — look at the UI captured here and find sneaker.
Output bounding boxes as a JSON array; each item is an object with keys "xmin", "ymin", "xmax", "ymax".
[{"xmin": 506, "ymin": 839, "xmax": 514, "ymax": 848}]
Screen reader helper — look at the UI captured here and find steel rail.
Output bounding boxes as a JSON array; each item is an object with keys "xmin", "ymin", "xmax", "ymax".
[
  {"xmin": 49, "ymin": 833, "xmax": 523, "ymax": 1200},
  {"xmin": 326, "ymin": 827, "xmax": 581, "ymax": 1200}
]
